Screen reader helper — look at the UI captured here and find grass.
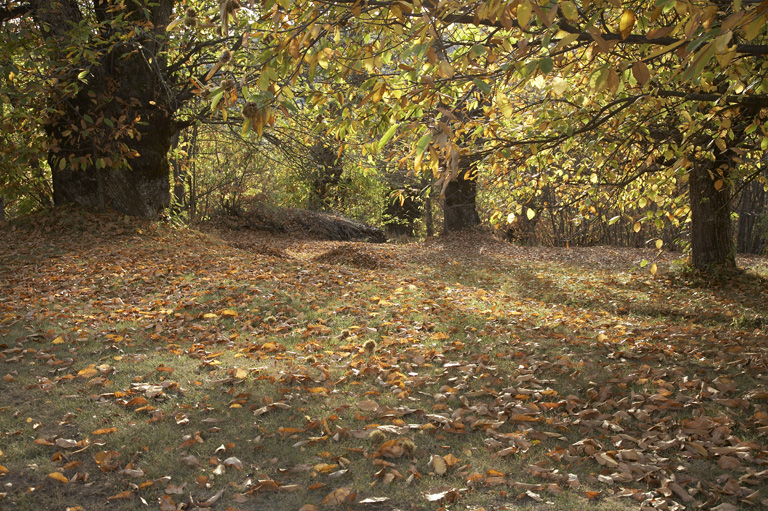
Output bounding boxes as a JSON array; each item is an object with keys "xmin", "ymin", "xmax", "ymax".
[{"xmin": 1, "ymin": 211, "xmax": 767, "ymax": 511}]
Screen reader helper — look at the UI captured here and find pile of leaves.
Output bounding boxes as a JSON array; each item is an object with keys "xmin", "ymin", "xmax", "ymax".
[{"xmin": 1, "ymin": 210, "xmax": 767, "ymax": 511}]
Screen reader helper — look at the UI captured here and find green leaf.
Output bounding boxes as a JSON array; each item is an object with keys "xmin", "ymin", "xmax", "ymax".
[
  {"xmin": 210, "ymin": 89, "xmax": 224, "ymax": 110},
  {"xmin": 470, "ymin": 45, "xmax": 486, "ymax": 58},
  {"xmin": 473, "ymin": 78, "xmax": 491, "ymax": 95},
  {"xmin": 378, "ymin": 123, "xmax": 398, "ymax": 150},
  {"xmin": 538, "ymin": 57, "xmax": 554, "ymax": 74},
  {"xmin": 415, "ymin": 132, "xmax": 432, "ymax": 157}
]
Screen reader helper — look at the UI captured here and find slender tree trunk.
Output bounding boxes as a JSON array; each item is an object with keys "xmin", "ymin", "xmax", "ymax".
[
  {"xmin": 444, "ymin": 156, "xmax": 481, "ymax": 232},
  {"xmin": 689, "ymin": 160, "xmax": 736, "ymax": 269},
  {"xmin": 425, "ymin": 194, "xmax": 433, "ymax": 237}
]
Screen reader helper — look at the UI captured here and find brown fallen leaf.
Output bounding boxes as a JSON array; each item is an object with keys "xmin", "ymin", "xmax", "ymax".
[
  {"xmin": 443, "ymin": 453, "xmax": 460, "ymax": 467},
  {"xmin": 299, "ymin": 505, "xmax": 319, "ymax": 511},
  {"xmin": 223, "ymin": 456, "xmax": 243, "ymax": 471},
  {"xmin": 322, "ymin": 487, "xmax": 354, "ymax": 506},
  {"xmin": 356, "ymin": 400, "xmax": 379, "ymax": 411},
  {"xmin": 717, "ymin": 456, "xmax": 740, "ymax": 469},
  {"xmin": 93, "ymin": 451, "xmax": 120, "ymax": 472},
  {"xmin": 158, "ymin": 495, "xmax": 177, "ymax": 511},
  {"xmin": 55, "ymin": 438, "xmax": 78, "ymax": 448},
  {"xmin": 180, "ymin": 454, "xmax": 201, "ymax": 467},
  {"xmin": 424, "ymin": 487, "xmax": 462, "ymax": 503},
  {"xmin": 118, "ymin": 467, "xmax": 145, "ymax": 478},
  {"xmin": 196, "ymin": 488, "xmax": 224, "ymax": 507}
]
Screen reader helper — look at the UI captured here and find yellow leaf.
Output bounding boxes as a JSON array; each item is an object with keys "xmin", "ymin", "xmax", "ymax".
[
  {"xmin": 52, "ymin": 336, "xmax": 65, "ymax": 344},
  {"xmin": 221, "ymin": 309, "xmax": 238, "ymax": 317},
  {"xmin": 655, "ymin": 239, "xmax": 663, "ymax": 250},
  {"xmin": 314, "ymin": 463, "xmax": 339, "ymax": 474},
  {"xmin": 560, "ymin": 1, "xmax": 579, "ymax": 22},
  {"xmin": 526, "ymin": 208, "xmax": 535, "ymax": 220},
  {"xmin": 437, "ymin": 61, "xmax": 454, "ymax": 79},
  {"xmin": 619, "ymin": 9, "xmax": 635, "ymax": 39},
  {"xmin": 0, "ymin": 465, "xmax": 10, "ymax": 475},
  {"xmin": 430, "ymin": 454, "xmax": 447, "ymax": 475},
  {"xmin": 77, "ymin": 365, "xmax": 98, "ymax": 378},
  {"xmin": 107, "ymin": 490, "xmax": 134, "ymax": 500},
  {"xmin": 650, "ymin": 263, "xmax": 658, "ymax": 276},
  {"xmin": 633, "ymin": 221, "xmax": 641, "ymax": 233},
  {"xmin": 443, "ymin": 453, "xmax": 460, "ymax": 467},
  {"xmin": 516, "ymin": 0, "xmax": 532, "ymax": 28},
  {"xmin": 48, "ymin": 472, "xmax": 69, "ymax": 483},
  {"xmin": 92, "ymin": 427, "xmax": 117, "ymax": 435},
  {"xmin": 496, "ymin": 90, "xmax": 514, "ymax": 118}
]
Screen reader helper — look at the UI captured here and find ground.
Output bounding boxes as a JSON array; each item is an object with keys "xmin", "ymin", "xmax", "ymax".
[{"xmin": 1, "ymin": 208, "xmax": 767, "ymax": 511}]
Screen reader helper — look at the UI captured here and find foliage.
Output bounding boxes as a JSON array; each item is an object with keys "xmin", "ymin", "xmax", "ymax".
[{"xmin": 2, "ymin": 0, "xmax": 768, "ymax": 260}]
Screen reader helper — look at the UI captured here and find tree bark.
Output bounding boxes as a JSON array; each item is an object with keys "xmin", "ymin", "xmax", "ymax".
[
  {"xmin": 736, "ymin": 169, "xmax": 768, "ymax": 255},
  {"xmin": 444, "ymin": 156, "xmax": 481, "ymax": 232},
  {"xmin": 39, "ymin": 0, "xmax": 175, "ymax": 218},
  {"xmin": 689, "ymin": 160, "xmax": 736, "ymax": 269}
]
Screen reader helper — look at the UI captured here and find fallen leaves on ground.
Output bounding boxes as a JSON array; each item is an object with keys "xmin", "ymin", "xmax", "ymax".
[{"xmin": 0, "ymin": 211, "xmax": 767, "ymax": 510}]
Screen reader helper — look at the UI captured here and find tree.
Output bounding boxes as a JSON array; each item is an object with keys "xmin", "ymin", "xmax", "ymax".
[
  {"xmin": 226, "ymin": 0, "xmax": 766, "ymax": 268},
  {"xmin": 0, "ymin": 0, "xmax": 232, "ymax": 217},
  {"xmin": 3, "ymin": 0, "xmax": 768, "ymax": 270}
]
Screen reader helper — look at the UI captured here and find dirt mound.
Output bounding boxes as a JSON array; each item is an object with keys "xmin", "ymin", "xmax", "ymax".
[
  {"xmin": 209, "ymin": 202, "xmax": 386, "ymax": 243},
  {"xmin": 312, "ymin": 245, "xmax": 389, "ymax": 270}
]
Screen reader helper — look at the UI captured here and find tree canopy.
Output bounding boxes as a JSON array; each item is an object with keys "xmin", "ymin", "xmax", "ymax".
[{"xmin": 1, "ymin": 0, "xmax": 767, "ymax": 268}]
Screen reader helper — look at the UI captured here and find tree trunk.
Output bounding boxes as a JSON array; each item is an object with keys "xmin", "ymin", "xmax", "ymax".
[
  {"xmin": 736, "ymin": 159, "xmax": 767, "ymax": 255},
  {"xmin": 49, "ymin": 70, "xmax": 173, "ymax": 218},
  {"xmin": 444, "ymin": 156, "xmax": 481, "ymax": 232},
  {"xmin": 425, "ymin": 194, "xmax": 433, "ymax": 237},
  {"xmin": 384, "ymin": 188, "xmax": 421, "ymax": 237},
  {"xmin": 40, "ymin": 0, "xmax": 175, "ymax": 219},
  {"xmin": 689, "ymin": 160, "xmax": 736, "ymax": 269},
  {"xmin": 308, "ymin": 137, "xmax": 344, "ymax": 211}
]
